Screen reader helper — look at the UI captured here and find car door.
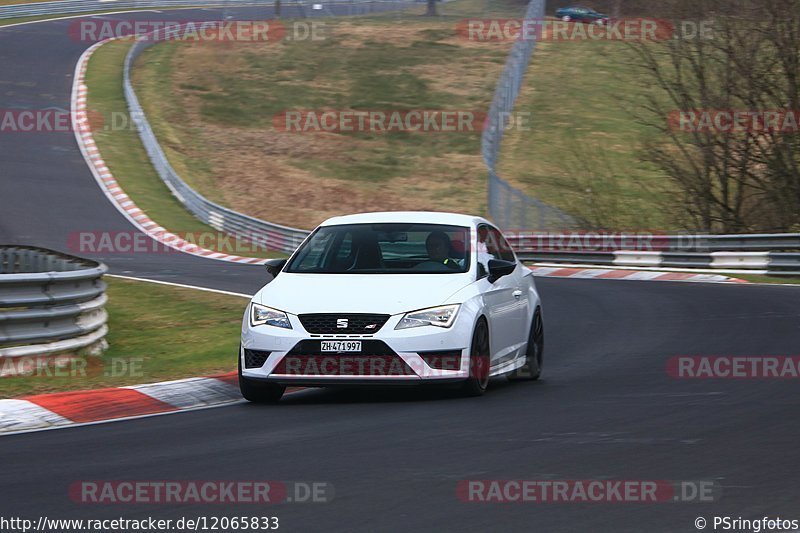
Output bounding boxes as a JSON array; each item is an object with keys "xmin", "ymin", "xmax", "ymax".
[
  {"xmin": 476, "ymin": 224, "xmax": 526, "ymax": 368},
  {"xmin": 492, "ymin": 226, "xmax": 529, "ymax": 359}
]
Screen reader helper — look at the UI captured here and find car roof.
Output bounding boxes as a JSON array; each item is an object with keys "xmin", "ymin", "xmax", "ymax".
[{"xmin": 319, "ymin": 211, "xmax": 491, "ymax": 228}]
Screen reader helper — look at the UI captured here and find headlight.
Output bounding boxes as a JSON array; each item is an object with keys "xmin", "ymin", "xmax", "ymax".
[
  {"xmin": 395, "ymin": 304, "xmax": 460, "ymax": 330},
  {"xmin": 250, "ymin": 303, "xmax": 292, "ymax": 329}
]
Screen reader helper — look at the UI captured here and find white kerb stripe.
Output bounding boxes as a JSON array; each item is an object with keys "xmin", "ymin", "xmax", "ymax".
[
  {"xmin": 625, "ymin": 271, "xmax": 669, "ymax": 281},
  {"xmin": 570, "ymin": 269, "xmax": 612, "ymax": 278},
  {"xmin": 528, "ymin": 267, "xmax": 563, "ymax": 276},
  {"xmin": 685, "ymin": 274, "xmax": 734, "ymax": 283},
  {"xmin": 127, "ymin": 377, "xmax": 241, "ymax": 410},
  {"xmin": 0, "ymin": 400, "xmax": 71, "ymax": 432}
]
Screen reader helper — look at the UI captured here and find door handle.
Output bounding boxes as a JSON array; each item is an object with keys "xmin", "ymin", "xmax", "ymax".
[{"xmin": 512, "ymin": 290, "xmax": 523, "ymax": 299}]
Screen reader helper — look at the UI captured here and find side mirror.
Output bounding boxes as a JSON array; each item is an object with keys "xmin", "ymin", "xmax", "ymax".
[
  {"xmin": 264, "ymin": 258, "xmax": 287, "ymax": 278},
  {"xmin": 487, "ymin": 259, "xmax": 516, "ymax": 283}
]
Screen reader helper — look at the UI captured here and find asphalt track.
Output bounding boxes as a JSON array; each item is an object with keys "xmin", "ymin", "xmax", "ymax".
[{"xmin": 1, "ymin": 8, "xmax": 800, "ymax": 533}]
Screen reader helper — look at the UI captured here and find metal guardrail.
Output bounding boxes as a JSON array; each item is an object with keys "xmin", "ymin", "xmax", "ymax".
[
  {"xmin": 0, "ymin": 246, "xmax": 108, "ymax": 358},
  {"xmin": 511, "ymin": 232, "xmax": 800, "ymax": 274},
  {"xmin": 505, "ymin": 232, "xmax": 800, "ymax": 253},
  {"xmin": 687, "ymin": 234, "xmax": 800, "ymax": 252},
  {"xmin": 516, "ymin": 250, "xmax": 800, "ymax": 276}
]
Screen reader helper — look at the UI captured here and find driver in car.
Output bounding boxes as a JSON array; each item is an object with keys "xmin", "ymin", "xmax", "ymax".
[{"xmin": 416, "ymin": 230, "xmax": 462, "ymax": 271}]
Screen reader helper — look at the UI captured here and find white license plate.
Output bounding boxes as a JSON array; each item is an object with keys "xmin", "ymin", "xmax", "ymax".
[{"xmin": 321, "ymin": 340, "xmax": 362, "ymax": 352}]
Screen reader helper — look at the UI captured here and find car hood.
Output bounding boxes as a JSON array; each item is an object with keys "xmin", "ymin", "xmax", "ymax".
[{"xmin": 254, "ymin": 273, "xmax": 473, "ymax": 315}]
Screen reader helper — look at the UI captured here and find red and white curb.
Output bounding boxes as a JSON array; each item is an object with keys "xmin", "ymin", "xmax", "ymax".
[
  {"xmin": 71, "ymin": 39, "xmax": 266, "ymax": 265},
  {"xmin": 0, "ymin": 372, "xmax": 300, "ymax": 435},
  {"xmin": 0, "ymin": 372, "xmax": 238, "ymax": 434},
  {"xmin": 529, "ymin": 266, "xmax": 748, "ymax": 283}
]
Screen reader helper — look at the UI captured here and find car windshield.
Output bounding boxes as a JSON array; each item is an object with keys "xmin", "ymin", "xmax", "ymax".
[{"xmin": 285, "ymin": 223, "xmax": 472, "ymax": 274}]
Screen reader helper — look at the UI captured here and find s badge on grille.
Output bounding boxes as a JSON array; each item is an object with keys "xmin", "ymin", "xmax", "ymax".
[
  {"xmin": 336, "ymin": 318, "xmax": 349, "ymax": 329},
  {"xmin": 364, "ymin": 324, "xmax": 378, "ymax": 330}
]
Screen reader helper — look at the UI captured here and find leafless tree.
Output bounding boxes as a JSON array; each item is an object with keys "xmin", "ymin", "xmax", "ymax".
[{"xmin": 628, "ymin": 0, "xmax": 800, "ymax": 232}]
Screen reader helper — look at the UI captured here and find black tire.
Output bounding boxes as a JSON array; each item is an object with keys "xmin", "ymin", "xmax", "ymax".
[
  {"xmin": 508, "ymin": 308, "xmax": 544, "ymax": 381},
  {"xmin": 238, "ymin": 351, "xmax": 285, "ymax": 403},
  {"xmin": 461, "ymin": 319, "xmax": 491, "ymax": 397}
]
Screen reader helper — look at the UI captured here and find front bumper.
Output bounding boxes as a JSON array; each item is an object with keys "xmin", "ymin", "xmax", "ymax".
[{"xmin": 241, "ymin": 311, "xmax": 472, "ymax": 384}]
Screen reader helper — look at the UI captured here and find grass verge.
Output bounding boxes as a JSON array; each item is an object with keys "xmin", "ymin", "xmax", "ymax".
[
  {"xmin": 2, "ymin": 277, "xmax": 246, "ymax": 398},
  {"xmin": 130, "ymin": 0, "xmax": 526, "ymax": 229},
  {"xmin": 496, "ymin": 38, "xmax": 673, "ymax": 231},
  {"xmin": 85, "ymin": 38, "xmax": 286, "ymax": 258},
  {"xmin": 730, "ymin": 274, "xmax": 800, "ymax": 286}
]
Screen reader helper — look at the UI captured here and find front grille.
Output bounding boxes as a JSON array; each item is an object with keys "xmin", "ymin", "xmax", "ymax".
[
  {"xmin": 244, "ymin": 349, "xmax": 271, "ymax": 369},
  {"xmin": 298, "ymin": 313, "xmax": 390, "ymax": 334},
  {"xmin": 272, "ymin": 340, "xmax": 415, "ymax": 376}
]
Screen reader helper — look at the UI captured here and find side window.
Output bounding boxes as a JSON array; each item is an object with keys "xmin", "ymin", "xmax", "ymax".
[
  {"xmin": 476, "ymin": 224, "xmax": 500, "ymax": 279},
  {"xmin": 491, "ymin": 228, "xmax": 516, "ymax": 263},
  {"xmin": 478, "ymin": 226, "xmax": 516, "ymax": 262},
  {"xmin": 293, "ymin": 231, "xmax": 333, "ymax": 270},
  {"xmin": 484, "ymin": 228, "xmax": 503, "ymax": 258}
]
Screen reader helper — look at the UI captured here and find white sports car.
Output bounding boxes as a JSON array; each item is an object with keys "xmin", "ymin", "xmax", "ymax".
[{"xmin": 239, "ymin": 212, "xmax": 544, "ymax": 402}]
